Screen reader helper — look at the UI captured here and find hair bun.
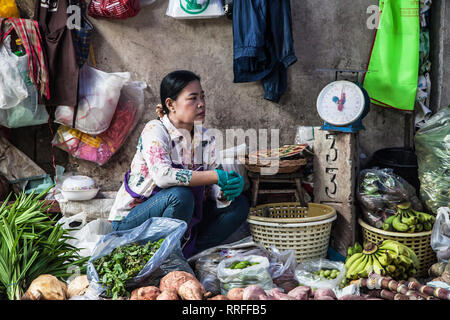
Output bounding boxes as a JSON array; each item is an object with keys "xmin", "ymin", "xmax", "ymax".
[{"xmin": 155, "ymin": 104, "xmax": 165, "ymax": 118}]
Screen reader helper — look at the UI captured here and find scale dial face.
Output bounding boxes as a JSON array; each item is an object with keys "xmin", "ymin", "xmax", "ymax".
[{"xmin": 316, "ymin": 80, "xmax": 366, "ymax": 126}]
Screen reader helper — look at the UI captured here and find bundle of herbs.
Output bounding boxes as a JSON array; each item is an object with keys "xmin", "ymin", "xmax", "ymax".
[
  {"xmin": 0, "ymin": 188, "xmax": 89, "ymax": 300},
  {"xmin": 93, "ymin": 238, "xmax": 164, "ymax": 299}
]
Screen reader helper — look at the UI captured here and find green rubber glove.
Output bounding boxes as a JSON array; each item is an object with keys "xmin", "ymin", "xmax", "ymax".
[
  {"xmin": 222, "ymin": 170, "xmax": 244, "ymax": 202},
  {"xmin": 215, "ymin": 169, "xmax": 229, "ymax": 189}
]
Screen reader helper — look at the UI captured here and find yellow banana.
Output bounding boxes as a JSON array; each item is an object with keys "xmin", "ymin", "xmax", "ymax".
[{"xmin": 375, "ymin": 252, "xmax": 389, "ymax": 267}]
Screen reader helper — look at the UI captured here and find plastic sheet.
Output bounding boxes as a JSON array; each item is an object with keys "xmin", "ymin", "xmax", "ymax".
[{"xmin": 431, "ymin": 207, "xmax": 450, "ymax": 262}]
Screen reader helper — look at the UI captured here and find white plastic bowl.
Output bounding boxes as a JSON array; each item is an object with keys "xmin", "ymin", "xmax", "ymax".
[{"xmin": 61, "ymin": 188, "xmax": 99, "ymax": 201}]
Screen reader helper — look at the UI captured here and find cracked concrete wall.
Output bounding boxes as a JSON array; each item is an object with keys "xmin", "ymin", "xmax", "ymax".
[{"xmin": 10, "ymin": 0, "xmax": 449, "ymax": 191}]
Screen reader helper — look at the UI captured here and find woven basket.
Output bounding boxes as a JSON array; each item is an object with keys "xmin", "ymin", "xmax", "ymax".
[
  {"xmin": 247, "ymin": 202, "xmax": 337, "ymax": 263},
  {"xmin": 358, "ymin": 218, "xmax": 436, "ymax": 278},
  {"xmin": 243, "ymin": 158, "xmax": 307, "ymax": 174}
]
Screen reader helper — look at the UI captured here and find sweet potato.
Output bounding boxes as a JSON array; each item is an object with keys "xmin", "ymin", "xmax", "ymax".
[
  {"xmin": 313, "ymin": 288, "xmax": 337, "ymax": 300},
  {"xmin": 178, "ymin": 279, "xmax": 206, "ymax": 300},
  {"xmin": 130, "ymin": 286, "xmax": 161, "ymax": 300},
  {"xmin": 156, "ymin": 289, "xmax": 179, "ymax": 300},
  {"xmin": 268, "ymin": 288, "xmax": 297, "ymax": 300},
  {"xmin": 208, "ymin": 295, "xmax": 229, "ymax": 300},
  {"xmin": 159, "ymin": 271, "xmax": 197, "ymax": 292},
  {"xmin": 227, "ymin": 288, "xmax": 244, "ymax": 300},
  {"xmin": 287, "ymin": 286, "xmax": 311, "ymax": 300},
  {"xmin": 242, "ymin": 285, "xmax": 269, "ymax": 300}
]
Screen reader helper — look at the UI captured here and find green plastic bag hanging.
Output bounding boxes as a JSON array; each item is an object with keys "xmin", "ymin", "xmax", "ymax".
[{"xmin": 363, "ymin": 0, "xmax": 420, "ymax": 111}]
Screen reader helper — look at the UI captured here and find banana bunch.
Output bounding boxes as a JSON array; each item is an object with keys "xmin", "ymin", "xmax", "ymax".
[
  {"xmin": 382, "ymin": 202, "xmax": 435, "ymax": 233},
  {"xmin": 345, "ymin": 240, "xmax": 420, "ymax": 280}
]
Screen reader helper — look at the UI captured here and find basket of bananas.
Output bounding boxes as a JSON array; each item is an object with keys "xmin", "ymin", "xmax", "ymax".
[
  {"xmin": 358, "ymin": 202, "xmax": 437, "ymax": 277},
  {"xmin": 345, "ymin": 240, "xmax": 420, "ymax": 281}
]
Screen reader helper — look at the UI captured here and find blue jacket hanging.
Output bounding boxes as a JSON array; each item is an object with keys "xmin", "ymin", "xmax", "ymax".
[{"xmin": 232, "ymin": 0, "xmax": 297, "ymax": 103}]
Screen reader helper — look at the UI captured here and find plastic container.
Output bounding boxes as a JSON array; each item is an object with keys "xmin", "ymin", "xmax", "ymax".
[
  {"xmin": 370, "ymin": 147, "xmax": 420, "ymax": 193},
  {"xmin": 247, "ymin": 202, "xmax": 337, "ymax": 263}
]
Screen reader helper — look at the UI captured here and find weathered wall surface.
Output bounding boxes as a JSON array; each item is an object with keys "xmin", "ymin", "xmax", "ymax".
[{"xmin": 10, "ymin": 0, "xmax": 448, "ymax": 191}]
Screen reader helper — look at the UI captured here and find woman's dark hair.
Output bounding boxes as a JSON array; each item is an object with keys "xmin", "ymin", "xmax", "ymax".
[{"xmin": 159, "ymin": 70, "xmax": 201, "ymax": 114}]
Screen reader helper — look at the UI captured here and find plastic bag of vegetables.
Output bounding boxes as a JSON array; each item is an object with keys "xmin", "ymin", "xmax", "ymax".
[
  {"xmin": 414, "ymin": 106, "xmax": 450, "ymax": 215},
  {"xmin": 357, "ymin": 168, "xmax": 423, "ymax": 228},
  {"xmin": 294, "ymin": 258, "xmax": 346, "ymax": 290},
  {"xmin": 217, "ymin": 255, "xmax": 274, "ymax": 295},
  {"xmin": 86, "ymin": 217, "xmax": 187, "ymax": 299}
]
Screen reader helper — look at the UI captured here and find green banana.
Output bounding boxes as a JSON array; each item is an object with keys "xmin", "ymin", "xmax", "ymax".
[
  {"xmin": 424, "ymin": 222, "xmax": 433, "ymax": 231},
  {"xmin": 345, "ymin": 252, "xmax": 363, "ymax": 269},
  {"xmin": 375, "ymin": 252, "xmax": 389, "ymax": 267},
  {"xmin": 347, "ymin": 247, "xmax": 354, "ymax": 257},
  {"xmin": 407, "ymin": 225, "xmax": 416, "ymax": 233},
  {"xmin": 382, "ymin": 215, "xmax": 395, "ymax": 231},
  {"xmin": 402, "ymin": 246, "xmax": 420, "ymax": 268},
  {"xmin": 372, "ymin": 256, "xmax": 385, "ymax": 275},
  {"xmin": 400, "ymin": 210, "xmax": 418, "ymax": 226},
  {"xmin": 386, "ymin": 265, "xmax": 396, "ymax": 274},
  {"xmin": 346, "ymin": 255, "xmax": 368, "ymax": 280},
  {"xmin": 379, "ymin": 240, "xmax": 401, "ymax": 255},
  {"xmin": 396, "ymin": 254, "xmax": 414, "ymax": 268},
  {"xmin": 392, "ymin": 214, "xmax": 409, "ymax": 232},
  {"xmin": 416, "ymin": 223, "xmax": 423, "ymax": 232},
  {"xmin": 358, "ymin": 255, "xmax": 374, "ymax": 278}
]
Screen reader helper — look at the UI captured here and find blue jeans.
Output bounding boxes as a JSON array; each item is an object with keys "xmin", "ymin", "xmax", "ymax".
[{"xmin": 111, "ymin": 186, "xmax": 250, "ymax": 255}]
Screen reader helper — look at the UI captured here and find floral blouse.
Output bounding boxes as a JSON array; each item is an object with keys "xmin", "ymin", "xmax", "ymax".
[{"xmin": 108, "ymin": 115, "xmax": 224, "ymax": 221}]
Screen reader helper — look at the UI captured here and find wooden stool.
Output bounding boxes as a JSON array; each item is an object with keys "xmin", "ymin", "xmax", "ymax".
[{"xmin": 248, "ymin": 170, "xmax": 307, "ymax": 207}]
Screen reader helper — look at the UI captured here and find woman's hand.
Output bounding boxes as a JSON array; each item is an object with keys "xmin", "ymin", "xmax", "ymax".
[{"xmin": 221, "ymin": 171, "xmax": 245, "ymax": 202}]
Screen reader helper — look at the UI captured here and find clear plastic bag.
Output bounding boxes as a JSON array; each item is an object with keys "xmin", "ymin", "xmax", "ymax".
[
  {"xmin": 415, "ymin": 106, "xmax": 450, "ymax": 215},
  {"xmin": 431, "ymin": 207, "xmax": 450, "ymax": 262},
  {"xmin": 55, "ymin": 64, "xmax": 130, "ymax": 135},
  {"xmin": 294, "ymin": 258, "xmax": 346, "ymax": 289},
  {"xmin": 86, "ymin": 217, "xmax": 187, "ymax": 297},
  {"xmin": 166, "ymin": 0, "xmax": 224, "ymax": 19},
  {"xmin": 217, "ymin": 254, "xmax": 274, "ymax": 295},
  {"xmin": 0, "ymin": 36, "xmax": 49, "ymax": 128},
  {"xmin": 0, "ymin": 36, "xmax": 28, "ymax": 110},
  {"xmin": 52, "ymin": 81, "xmax": 146, "ymax": 165},
  {"xmin": 357, "ymin": 168, "xmax": 424, "ymax": 228},
  {"xmin": 267, "ymin": 246, "xmax": 298, "ymax": 292},
  {"xmin": 187, "ymin": 236, "xmax": 268, "ymax": 295}
]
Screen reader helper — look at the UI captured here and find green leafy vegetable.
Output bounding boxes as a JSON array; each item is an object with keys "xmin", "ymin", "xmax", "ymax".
[{"xmin": 93, "ymin": 238, "xmax": 164, "ymax": 299}]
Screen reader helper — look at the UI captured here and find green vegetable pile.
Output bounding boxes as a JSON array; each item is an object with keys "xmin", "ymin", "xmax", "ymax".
[
  {"xmin": 228, "ymin": 260, "xmax": 259, "ymax": 270},
  {"xmin": 313, "ymin": 268, "xmax": 341, "ymax": 280},
  {"xmin": 93, "ymin": 238, "xmax": 164, "ymax": 299},
  {"xmin": 0, "ymin": 188, "xmax": 88, "ymax": 300}
]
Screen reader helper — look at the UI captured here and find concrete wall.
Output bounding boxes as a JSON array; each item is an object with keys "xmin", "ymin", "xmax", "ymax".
[{"xmin": 10, "ymin": 0, "xmax": 449, "ymax": 191}]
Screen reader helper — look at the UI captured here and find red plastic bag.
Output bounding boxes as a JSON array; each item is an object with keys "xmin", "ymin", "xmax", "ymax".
[{"xmin": 88, "ymin": 0, "xmax": 141, "ymax": 19}]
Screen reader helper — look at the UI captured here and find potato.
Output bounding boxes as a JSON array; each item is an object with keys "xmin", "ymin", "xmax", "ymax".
[
  {"xmin": 178, "ymin": 279, "xmax": 206, "ymax": 300},
  {"xmin": 227, "ymin": 288, "xmax": 244, "ymax": 300},
  {"xmin": 67, "ymin": 275, "xmax": 89, "ymax": 299},
  {"xmin": 21, "ymin": 274, "xmax": 68, "ymax": 300},
  {"xmin": 130, "ymin": 286, "xmax": 161, "ymax": 300},
  {"xmin": 156, "ymin": 289, "xmax": 179, "ymax": 300},
  {"xmin": 159, "ymin": 271, "xmax": 197, "ymax": 292},
  {"xmin": 268, "ymin": 288, "xmax": 297, "ymax": 300}
]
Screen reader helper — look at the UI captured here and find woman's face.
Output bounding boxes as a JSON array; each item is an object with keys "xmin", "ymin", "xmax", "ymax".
[{"xmin": 167, "ymin": 80, "xmax": 206, "ymax": 127}]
